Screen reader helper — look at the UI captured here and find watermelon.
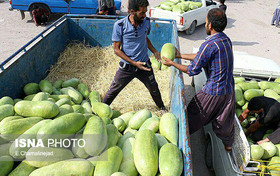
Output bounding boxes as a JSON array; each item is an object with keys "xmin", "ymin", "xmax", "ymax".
[
  {"xmin": 250, "ymin": 144, "xmax": 264, "ymax": 160},
  {"xmin": 0, "ymin": 104, "xmax": 14, "ymax": 121},
  {"xmin": 0, "ymin": 156, "xmax": 14, "ymax": 176},
  {"xmin": 113, "ymin": 118, "xmax": 126, "ymax": 132},
  {"xmin": 259, "ymin": 142, "xmax": 277, "ymax": 159},
  {"xmin": 91, "ymin": 102, "xmax": 113, "ymax": 119},
  {"xmin": 243, "ymin": 89, "xmax": 264, "ymax": 101},
  {"xmin": 155, "ymin": 133, "xmax": 168, "ymax": 149},
  {"xmin": 134, "ymin": 130, "xmax": 158, "ymax": 176},
  {"xmin": 237, "ymin": 82, "xmax": 259, "ymax": 91},
  {"xmin": 29, "ymin": 159, "xmax": 93, "ymax": 176},
  {"xmin": 15, "ymin": 100, "xmax": 59, "ymax": 118},
  {"xmin": 39, "ymin": 80, "xmax": 53, "ymax": 94},
  {"xmin": 161, "ymin": 43, "xmax": 176, "ymax": 63},
  {"xmin": 78, "ymin": 83, "xmax": 90, "ymax": 98},
  {"xmin": 159, "ymin": 143, "xmax": 183, "ymax": 176},
  {"xmin": 106, "ymin": 124, "xmax": 119, "ymax": 148},
  {"xmin": 264, "ymin": 89, "xmax": 280, "ymax": 101},
  {"xmin": 8, "ymin": 160, "xmax": 36, "ymax": 176},
  {"xmin": 0, "ymin": 96, "xmax": 14, "ymax": 106},
  {"xmin": 159, "ymin": 113, "xmax": 178, "ymax": 145},
  {"xmin": 62, "ymin": 78, "xmax": 79, "ymax": 88},
  {"xmin": 118, "ymin": 111, "xmax": 135, "ymax": 126},
  {"xmin": 235, "ymin": 85, "xmax": 245, "ymax": 106},
  {"xmin": 94, "ymin": 146, "xmax": 123, "ymax": 176},
  {"xmin": 26, "ymin": 147, "xmax": 74, "ymax": 168},
  {"xmin": 83, "ymin": 115, "xmax": 107, "ymax": 156},
  {"xmin": 234, "ymin": 77, "xmax": 245, "ymax": 84},
  {"xmin": 89, "ymin": 91, "xmax": 101, "ymax": 104},
  {"xmin": 32, "ymin": 92, "xmax": 49, "ymax": 101},
  {"xmin": 24, "ymin": 83, "xmax": 40, "ymax": 95},
  {"xmin": 53, "ymin": 80, "xmax": 63, "ymax": 89},
  {"xmin": 139, "ymin": 117, "xmax": 160, "ymax": 133},
  {"xmin": 268, "ymin": 156, "xmax": 280, "ymax": 175},
  {"xmin": 129, "ymin": 109, "xmax": 152, "ymax": 130}
]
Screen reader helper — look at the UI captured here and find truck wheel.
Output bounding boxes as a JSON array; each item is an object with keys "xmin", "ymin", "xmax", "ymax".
[
  {"xmin": 185, "ymin": 21, "xmax": 196, "ymax": 35},
  {"xmin": 205, "ymin": 137, "xmax": 214, "ymax": 171},
  {"xmin": 29, "ymin": 4, "xmax": 51, "ymax": 20},
  {"xmin": 191, "ymin": 76, "xmax": 195, "ymax": 87}
]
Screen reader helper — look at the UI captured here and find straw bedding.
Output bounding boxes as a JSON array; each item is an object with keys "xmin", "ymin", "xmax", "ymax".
[{"xmin": 46, "ymin": 42, "xmax": 171, "ymax": 115}]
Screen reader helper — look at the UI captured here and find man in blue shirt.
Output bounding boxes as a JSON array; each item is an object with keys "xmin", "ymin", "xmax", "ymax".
[
  {"xmin": 162, "ymin": 8, "xmax": 235, "ymax": 151},
  {"xmin": 103, "ymin": 0, "xmax": 167, "ymax": 111},
  {"xmin": 271, "ymin": 0, "xmax": 280, "ymax": 27}
]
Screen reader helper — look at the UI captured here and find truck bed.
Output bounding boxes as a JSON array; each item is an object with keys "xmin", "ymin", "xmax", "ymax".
[{"xmin": 0, "ymin": 15, "xmax": 193, "ymax": 176}]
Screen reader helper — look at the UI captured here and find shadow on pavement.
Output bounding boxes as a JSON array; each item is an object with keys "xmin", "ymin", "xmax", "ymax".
[
  {"xmin": 0, "ymin": 0, "xmax": 9, "ymax": 4},
  {"xmin": 178, "ymin": 24, "xmax": 207, "ymax": 41},
  {"xmin": 232, "ymin": 41, "xmax": 259, "ymax": 46},
  {"xmin": 227, "ymin": 17, "xmax": 236, "ymax": 29}
]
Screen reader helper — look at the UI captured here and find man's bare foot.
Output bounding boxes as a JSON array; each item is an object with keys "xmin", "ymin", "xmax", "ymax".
[{"xmin": 160, "ymin": 107, "xmax": 168, "ymax": 114}]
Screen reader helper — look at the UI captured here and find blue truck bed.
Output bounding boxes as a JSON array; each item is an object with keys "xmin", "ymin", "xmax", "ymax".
[{"xmin": 0, "ymin": 15, "xmax": 192, "ymax": 175}]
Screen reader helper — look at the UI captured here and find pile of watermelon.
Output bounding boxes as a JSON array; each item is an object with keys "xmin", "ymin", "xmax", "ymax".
[
  {"xmin": 234, "ymin": 77, "xmax": 280, "ymax": 174},
  {"xmin": 0, "ymin": 78, "xmax": 183, "ymax": 176},
  {"xmin": 156, "ymin": 0, "xmax": 202, "ymax": 14}
]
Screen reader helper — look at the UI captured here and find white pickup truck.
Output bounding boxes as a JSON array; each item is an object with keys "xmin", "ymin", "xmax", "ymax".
[{"xmin": 149, "ymin": 0, "xmax": 219, "ymax": 34}]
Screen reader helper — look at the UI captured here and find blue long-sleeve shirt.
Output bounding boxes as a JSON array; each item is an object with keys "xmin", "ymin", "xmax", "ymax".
[{"xmin": 186, "ymin": 32, "xmax": 234, "ymax": 96}]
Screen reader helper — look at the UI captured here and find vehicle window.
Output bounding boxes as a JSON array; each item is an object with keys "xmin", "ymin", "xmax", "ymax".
[{"xmin": 206, "ymin": 0, "xmax": 216, "ymax": 6}]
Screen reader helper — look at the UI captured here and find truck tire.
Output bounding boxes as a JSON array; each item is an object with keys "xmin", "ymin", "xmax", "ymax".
[
  {"xmin": 191, "ymin": 77, "xmax": 195, "ymax": 88},
  {"xmin": 205, "ymin": 137, "xmax": 214, "ymax": 171},
  {"xmin": 185, "ymin": 21, "xmax": 196, "ymax": 35},
  {"xmin": 29, "ymin": 4, "xmax": 51, "ymax": 20}
]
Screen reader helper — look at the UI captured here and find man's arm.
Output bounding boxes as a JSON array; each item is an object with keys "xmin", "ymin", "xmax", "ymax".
[
  {"xmin": 113, "ymin": 41, "xmax": 150, "ymax": 71},
  {"xmin": 245, "ymin": 120, "xmax": 263, "ymax": 136},
  {"xmin": 258, "ymin": 124, "xmax": 280, "ymax": 145},
  {"xmin": 238, "ymin": 108, "xmax": 250, "ymax": 123},
  {"xmin": 147, "ymin": 37, "xmax": 160, "ymax": 61},
  {"xmin": 161, "ymin": 59, "xmax": 188, "ymax": 73},
  {"xmin": 170, "ymin": 47, "xmax": 196, "ymax": 61},
  {"xmin": 180, "ymin": 54, "xmax": 197, "ymax": 61}
]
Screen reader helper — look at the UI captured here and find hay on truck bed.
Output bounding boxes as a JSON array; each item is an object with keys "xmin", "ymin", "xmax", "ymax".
[{"xmin": 46, "ymin": 43, "xmax": 171, "ymax": 115}]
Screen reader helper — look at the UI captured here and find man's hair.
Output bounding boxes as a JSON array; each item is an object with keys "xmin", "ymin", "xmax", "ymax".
[
  {"xmin": 207, "ymin": 8, "xmax": 227, "ymax": 32},
  {"xmin": 34, "ymin": 5, "xmax": 39, "ymax": 9},
  {"xmin": 248, "ymin": 97, "xmax": 265, "ymax": 111},
  {"xmin": 220, "ymin": 0, "xmax": 225, "ymax": 4},
  {"xmin": 128, "ymin": 0, "xmax": 149, "ymax": 11}
]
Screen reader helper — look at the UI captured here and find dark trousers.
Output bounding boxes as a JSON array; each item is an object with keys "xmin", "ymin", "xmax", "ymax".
[
  {"xmin": 187, "ymin": 90, "xmax": 236, "ymax": 147},
  {"xmin": 103, "ymin": 62, "xmax": 165, "ymax": 109}
]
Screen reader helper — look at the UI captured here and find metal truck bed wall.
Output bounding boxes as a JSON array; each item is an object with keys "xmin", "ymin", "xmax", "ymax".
[{"xmin": 0, "ymin": 15, "xmax": 192, "ymax": 176}]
